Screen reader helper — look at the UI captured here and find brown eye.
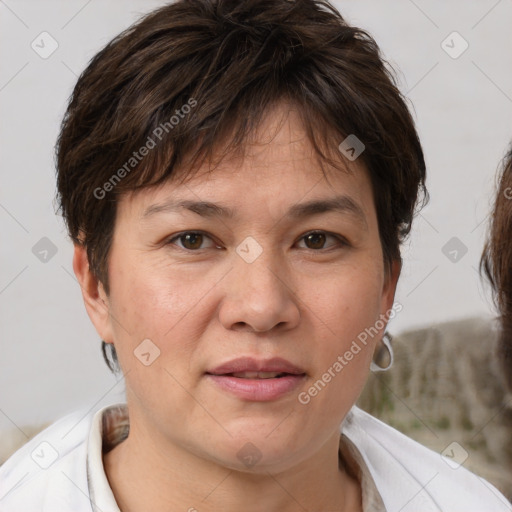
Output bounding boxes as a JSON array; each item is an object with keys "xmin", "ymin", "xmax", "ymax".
[
  {"xmin": 180, "ymin": 233, "xmax": 204, "ymax": 250},
  {"xmin": 167, "ymin": 231, "xmax": 217, "ymax": 251},
  {"xmin": 297, "ymin": 231, "xmax": 347, "ymax": 251},
  {"xmin": 304, "ymin": 232, "xmax": 327, "ymax": 249}
]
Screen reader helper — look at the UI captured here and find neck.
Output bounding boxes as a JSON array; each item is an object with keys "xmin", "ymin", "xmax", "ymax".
[{"xmin": 103, "ymin": 419, "xmax": 362, "ymax": 512}]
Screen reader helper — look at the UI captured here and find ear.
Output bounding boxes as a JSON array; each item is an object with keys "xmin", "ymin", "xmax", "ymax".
[
  {"xmin": 381, "ymin": 259, "xmax": 401, "ymax": 313},
  {"xmin": 72, "ymin": 244, "xmax": 113, "ymax": 343}
]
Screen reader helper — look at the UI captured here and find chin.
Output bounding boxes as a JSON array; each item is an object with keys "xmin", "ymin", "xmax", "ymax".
[
  {"xmin": 212, "ymin": 446, "xmax": 300, "ymax": 476},
  {"xmin": 207, "ymin": 426, "xmax": 305, "ymax": 472}
]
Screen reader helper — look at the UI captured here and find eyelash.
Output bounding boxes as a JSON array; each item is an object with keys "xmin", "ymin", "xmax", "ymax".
[{"xmin": 165, "ymin": 230, "xmax": 349, "ymax": 252}]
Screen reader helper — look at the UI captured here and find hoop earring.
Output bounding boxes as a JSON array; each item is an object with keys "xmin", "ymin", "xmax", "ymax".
[{"xmin": 370, "ymin": 332, "xmax": 394, "ymax": 372}]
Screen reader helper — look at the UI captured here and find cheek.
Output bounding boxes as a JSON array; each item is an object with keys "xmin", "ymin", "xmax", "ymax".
[
  {"xmin": 316, "ymin": 265, "xmax": 385, "ymax": 336},
  {"xmin": 307, "ymin": 267, "xmax": 385, "ymax": 387},
  {"xmin": 106, "ymin": 258, "xmax": 213, "ymax": 365},
  {"xmin": 106, "ymin": 264, "xmax": 211, "ymax": 411}
]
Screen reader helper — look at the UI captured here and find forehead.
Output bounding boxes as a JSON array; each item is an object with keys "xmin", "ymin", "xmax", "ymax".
[{"xmin": 118, "ymin": 104, "xmax": 375, "ymax": 224}]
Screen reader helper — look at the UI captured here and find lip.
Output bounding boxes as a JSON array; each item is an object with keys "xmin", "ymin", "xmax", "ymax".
[
  {"xmin": 206, "ymin": 357, "xmax": 306, "ymax": 402},
  {"xmin": 207, "ymin": 357, "xmax": 305, "ymax": 375}
]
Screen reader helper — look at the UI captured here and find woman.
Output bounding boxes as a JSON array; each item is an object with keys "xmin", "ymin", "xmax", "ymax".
[
  {"xmin": 0, "ymin": 1, "xmax": 510, "ymax": 510},
  {"xmin": 482, "ymin": 148, "xmax": 512, "ymax": 393}
]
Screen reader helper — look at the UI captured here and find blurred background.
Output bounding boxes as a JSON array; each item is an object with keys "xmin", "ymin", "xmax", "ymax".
[{"xmin": 1, "ymin": 0, "xmax": 511, "ymax": 493}]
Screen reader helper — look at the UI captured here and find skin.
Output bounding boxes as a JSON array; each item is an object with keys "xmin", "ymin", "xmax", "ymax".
[{"xmin": 74, "ymin": 103, "xmax": 400, "ymax": 512}]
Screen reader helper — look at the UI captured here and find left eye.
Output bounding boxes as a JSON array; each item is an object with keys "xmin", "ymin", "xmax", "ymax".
[{"xmin": 296, "ymin": 231, "xmax": 344, "ymax": 250}]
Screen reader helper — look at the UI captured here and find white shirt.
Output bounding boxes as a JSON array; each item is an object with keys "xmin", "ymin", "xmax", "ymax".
[{"xmin": 0, "ymin": 404, "xmax": 510, "ymax": 511}]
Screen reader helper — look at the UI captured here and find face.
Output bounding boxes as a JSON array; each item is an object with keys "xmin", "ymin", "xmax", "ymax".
[{"xmin": 78, "ymin": 104, "xmax": 399, "ymax": 474}]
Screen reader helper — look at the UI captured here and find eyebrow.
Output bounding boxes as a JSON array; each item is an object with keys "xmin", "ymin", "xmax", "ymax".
[{"xmin": 142, "ymin": 195, "xmax": 367, "ymax": 227}]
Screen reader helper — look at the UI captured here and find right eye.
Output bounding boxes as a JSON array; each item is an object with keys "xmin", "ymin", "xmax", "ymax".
[{"xmin": 165, "ymin": 231, "xmax": 220, "ymax": 251}]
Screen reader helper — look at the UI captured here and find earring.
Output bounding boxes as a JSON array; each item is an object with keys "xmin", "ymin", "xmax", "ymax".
[{"xmin": 370, "ymin": 332, "xmax": 394, "ymax": 372}]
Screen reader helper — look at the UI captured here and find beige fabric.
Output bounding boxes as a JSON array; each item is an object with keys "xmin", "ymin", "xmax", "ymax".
[{"xmin": 339, "ymin": 433, "xmax": 386, "ymax": 512}]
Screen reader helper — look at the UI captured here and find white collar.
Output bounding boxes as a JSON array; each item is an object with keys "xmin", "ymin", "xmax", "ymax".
[{"xmin": 86, "ymin": 405, "xmax": 123, "ymax": 512}]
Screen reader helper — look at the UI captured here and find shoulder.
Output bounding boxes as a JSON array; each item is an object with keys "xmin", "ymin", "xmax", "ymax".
[
  {"xmin": 342, "ymin": 406, "xmax": 512, "ymax": 512},
  {"xmin": 0, "ymin": 407, "xmax": 97, "ymax": 512}
]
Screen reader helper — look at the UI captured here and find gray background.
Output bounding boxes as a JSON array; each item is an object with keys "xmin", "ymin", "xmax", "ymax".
[{"xmin": 1, "ymin": 0, "xmax": 511, "ymax": 429}]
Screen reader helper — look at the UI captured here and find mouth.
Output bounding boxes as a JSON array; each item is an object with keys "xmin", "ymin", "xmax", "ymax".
[{"xmin": 205, "ymin": 357, "xmax": 306, "ymax": 401}]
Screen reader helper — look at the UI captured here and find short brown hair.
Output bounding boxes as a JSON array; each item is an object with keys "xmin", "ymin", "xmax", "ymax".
[
  {"xmin": 481, "ymin": 147, "xmax": 512, "ymax": 391},
  {"xmin": 56, "ymin": 0, "xmax": 427, "ymax": 371}
]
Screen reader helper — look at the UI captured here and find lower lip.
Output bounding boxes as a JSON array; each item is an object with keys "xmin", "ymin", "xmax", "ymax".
[{"xmin": 206, "ymin": 374, "xmax": 305, "ymax": 401}]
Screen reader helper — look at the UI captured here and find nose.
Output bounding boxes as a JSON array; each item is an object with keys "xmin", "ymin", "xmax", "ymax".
[{"xmin": 218, "ymin": 250, "xmax": 301, "ymax": 333}]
